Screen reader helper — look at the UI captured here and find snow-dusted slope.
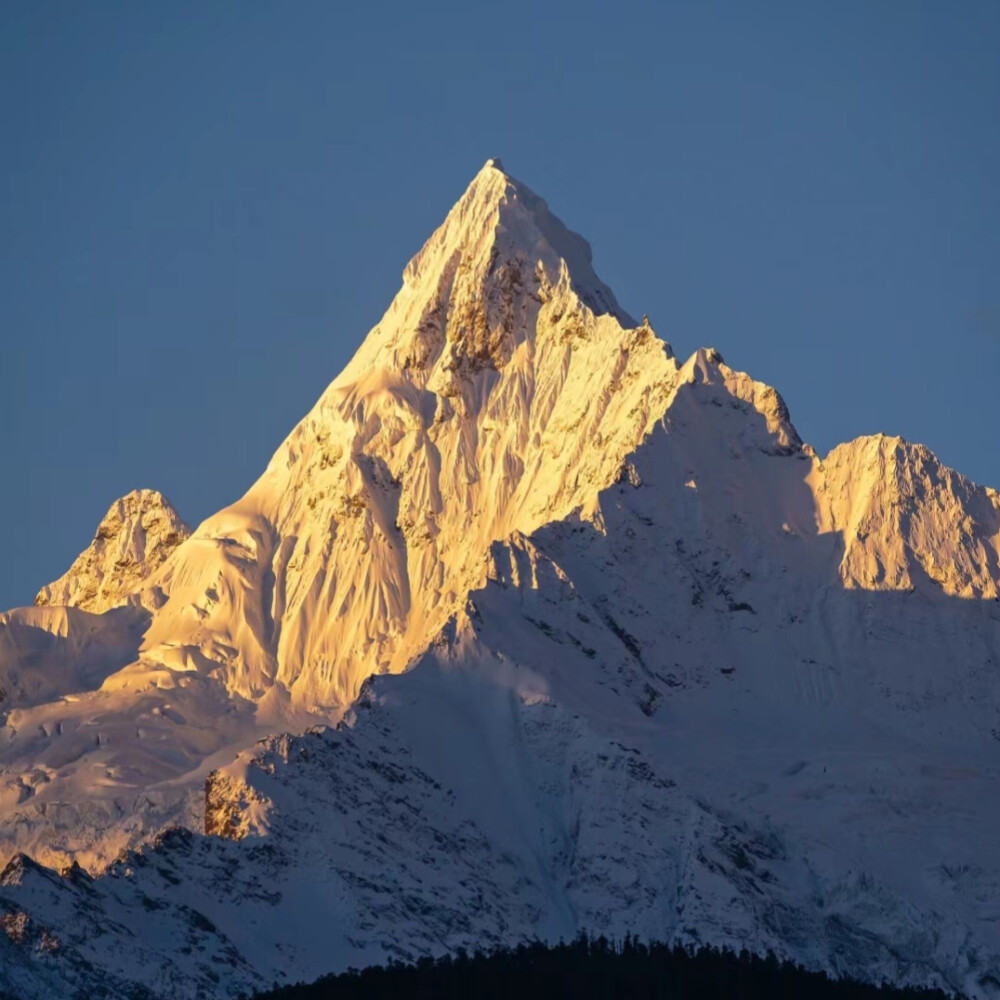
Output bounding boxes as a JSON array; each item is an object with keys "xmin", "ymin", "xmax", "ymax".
[
  {"xmin": 2, "ymin": 160, "xmax": 999, "ymax": 999},
  {"xmin": 2, "ymin": 527, "xmax": 998, "ymax": 998}
]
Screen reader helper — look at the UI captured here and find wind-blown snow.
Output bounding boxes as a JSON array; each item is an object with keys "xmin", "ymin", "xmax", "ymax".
[{"xmin": 1, "ymin": 159, "xmax": 999, "ymax": 999}]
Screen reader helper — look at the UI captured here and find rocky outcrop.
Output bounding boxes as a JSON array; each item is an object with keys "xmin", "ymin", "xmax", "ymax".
[{"xmin": 34, "ymin": 489, "xmax": 189, "ymax": 613}]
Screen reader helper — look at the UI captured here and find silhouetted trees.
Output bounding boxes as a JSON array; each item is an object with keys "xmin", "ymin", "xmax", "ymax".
[{"xmin": 250, "ymin": 934, "xmax": 958, "ymax": 1000}]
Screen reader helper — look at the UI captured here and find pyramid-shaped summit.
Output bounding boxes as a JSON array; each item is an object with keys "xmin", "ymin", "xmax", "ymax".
[
  {"xmin": 336, "ymin": 158, "xmax": 639, "ymax": 386},
  {"xmin": 401, "ymin": 157, "xmax": 635, "ymax": 325},
  {"xmin": 154, "ymin": 158, "xmax": 680, "ymax": 710}
]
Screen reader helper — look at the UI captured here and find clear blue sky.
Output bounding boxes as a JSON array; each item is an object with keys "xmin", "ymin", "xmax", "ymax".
[{"xmin": 2, "ymin": 1, "xmax": 998, "ymax": 611}]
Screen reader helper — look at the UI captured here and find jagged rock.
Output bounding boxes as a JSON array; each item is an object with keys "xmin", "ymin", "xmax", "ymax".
[{"xmin": 34, "ymin": 489, "xmax": 189, "ymax": 613}]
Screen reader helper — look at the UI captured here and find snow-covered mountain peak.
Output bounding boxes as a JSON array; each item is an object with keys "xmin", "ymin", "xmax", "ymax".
[
  {"xmin": 160, "ymin": 161, "xmax": 682, "ymax": 711},
  {"xmin": 406, "ymin": 157, "xmax": 625, "ymax": 314},
  {"xmin": 332, "ymin": 159, "xmax": 638, "ymax": 388},
  {"xmin": 815, "ymin": 432, "xmax": 1000, "ymax": 597},
  {"xmin": 34, "ymin": 489, "xmax": 189, "ymax": 614},
  {"xmin": 672, "ymin": 347, "xmax": 803, "ymax": 455},
  {"xmin": 4, "ymin": 165, "xmax": 1000, "ymax": 1000}
]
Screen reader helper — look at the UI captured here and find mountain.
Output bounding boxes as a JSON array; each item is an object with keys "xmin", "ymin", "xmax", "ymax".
[
  {"xmin": 33, "ymin": 490, "xmax": 190, "ymax": 614},
  {"xmin": 1, "ymin": 160, "xmax": 999, "ymax": 999}
]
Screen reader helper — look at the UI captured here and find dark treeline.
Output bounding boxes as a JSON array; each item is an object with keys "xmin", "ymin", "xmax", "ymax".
[{"xmin": 251, "ymin": 934, "xmax": 958, "ymax": 1000}]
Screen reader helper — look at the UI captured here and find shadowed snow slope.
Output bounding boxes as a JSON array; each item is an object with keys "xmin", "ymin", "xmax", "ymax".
[{"xmin": 1, "ymin": 160, "xmax": 999, "ymax": 999}]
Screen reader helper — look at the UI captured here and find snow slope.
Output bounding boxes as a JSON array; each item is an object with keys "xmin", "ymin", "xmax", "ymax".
[{"xmin": 1, "ymin": 159, "xmax": 999, "ymax": 998}]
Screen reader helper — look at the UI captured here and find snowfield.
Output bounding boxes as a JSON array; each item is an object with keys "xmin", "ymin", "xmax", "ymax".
[{"xmin": 1, "ymin": 159, "xmax": 998, "ymax": 999}]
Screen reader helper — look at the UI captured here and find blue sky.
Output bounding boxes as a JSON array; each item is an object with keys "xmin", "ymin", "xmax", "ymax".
[{"xmin": 2, "ymin": 1, "xmax": 998, "ymax": 610}]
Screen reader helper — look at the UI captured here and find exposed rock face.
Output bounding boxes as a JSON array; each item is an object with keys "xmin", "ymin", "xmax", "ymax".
[{"xmin": 34, "ymin": 489, "xmax": 189, "ymax": 613}]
